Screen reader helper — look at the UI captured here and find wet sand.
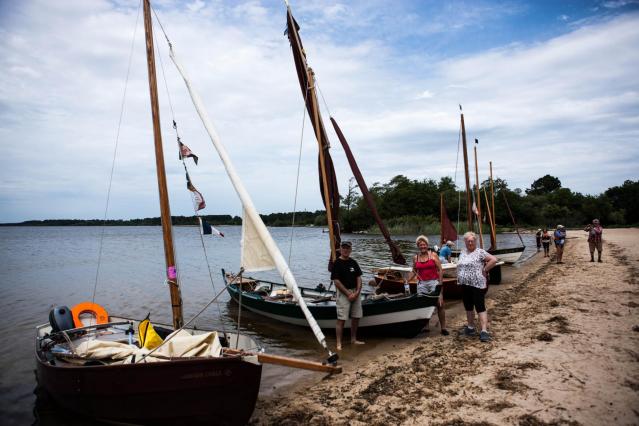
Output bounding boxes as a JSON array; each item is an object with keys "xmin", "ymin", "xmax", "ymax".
[{"xmin": 250, "ymin": 228, "xmax": 639, "ymax": 425}]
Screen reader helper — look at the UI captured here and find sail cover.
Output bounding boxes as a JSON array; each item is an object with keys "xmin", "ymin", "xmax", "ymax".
[
  {"xmin": 241, "ymin": 208, "xmax": 276, "ymax": 272},
  {"xmin": 286, "ymin": 6, "xmax": 341, "ymax": 258},
  {"xmin": 169, "ymin": 45, "xmax": 329, "ymax": 353}
]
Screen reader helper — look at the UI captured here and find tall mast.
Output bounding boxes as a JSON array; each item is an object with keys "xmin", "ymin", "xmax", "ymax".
[
  {"xmin": 489, "ymin": 161, "xmax": 497, "ymax": 249},
  {"xmin": 473, "ymin": 142, "xmax": 484, "ymax": 248},
  {"xmin": 460, "ymin": 110, "xmax": 473, "ymax": 233},
  {"xmin": 309, "ymin": 69, "xmax": 337, "ymax": 261},
  {"xmin": 440, "ymin": 193, "xmax": 445, "ymax": 245},
  {"xmin": 143, "ymin": 0, "xmax": 183, "ymax": 329}
]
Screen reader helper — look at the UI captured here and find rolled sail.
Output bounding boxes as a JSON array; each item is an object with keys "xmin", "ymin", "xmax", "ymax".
[{"xmin": 168, "ymin": 45, "xmax": 328, "ymax": 352}]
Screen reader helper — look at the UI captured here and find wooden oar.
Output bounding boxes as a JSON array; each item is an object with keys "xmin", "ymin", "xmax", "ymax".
[{"xmin": 223, "ymin": 349, "xmax": 342, "ymax": 374}]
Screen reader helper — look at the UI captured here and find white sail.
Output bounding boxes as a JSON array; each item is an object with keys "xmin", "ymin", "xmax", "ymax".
[
  {"xmin": 169, "ymin": 45, "xmax": 328, "ymax": 352},
  {"xmin": 241, "ymin": 208, "xmax": 276, "ymax": 272}
]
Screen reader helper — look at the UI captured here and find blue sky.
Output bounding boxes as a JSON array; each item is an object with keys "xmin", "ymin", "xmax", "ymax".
[{"xmin": 0, "ymin": 0, "xmax": 638, "ymax": 222}]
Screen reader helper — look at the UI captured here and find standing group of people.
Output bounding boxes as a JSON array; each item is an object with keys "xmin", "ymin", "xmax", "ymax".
[
  {"xmin": 331, "ymin": 231, "xmax": 498, "ymax": 348},
  {"xmin": 331, "ymin": 219, "xmax": 603, "ymax": 350},
  {"xmin": 534, "ymin": 219, "xmax": 603, "ymax": 264}
]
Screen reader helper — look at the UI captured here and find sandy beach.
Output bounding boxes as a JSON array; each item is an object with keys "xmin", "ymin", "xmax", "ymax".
[{"xmin": 250, "ymin": 228, "xmax": 639, "ymax": 425}]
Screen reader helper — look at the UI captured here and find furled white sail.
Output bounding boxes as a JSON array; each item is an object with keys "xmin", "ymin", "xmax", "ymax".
[
  {"xmin": 241, "ymin": 208, "xmax": 276, "ymax": 272},
  {"xmin": 169, "ymin": 45, "xmax": 328, "ymax": 352}
]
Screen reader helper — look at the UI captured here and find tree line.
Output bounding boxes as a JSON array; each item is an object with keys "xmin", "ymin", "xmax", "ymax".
[{"xmin": 3, "ymin": 176, "xmax": 637, "ymax": 232}]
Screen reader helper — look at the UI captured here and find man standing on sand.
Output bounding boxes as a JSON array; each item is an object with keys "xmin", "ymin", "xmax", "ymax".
[
  {"xmin": 584, "ymin": 219, "xmax": 603, "ymax": 262},
  {"xmin": 331, "ymin": 241, "xmax": 364, "ymax": 350}
]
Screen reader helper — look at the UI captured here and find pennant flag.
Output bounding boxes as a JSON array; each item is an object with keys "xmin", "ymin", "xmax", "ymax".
[
  {"xmin": 186, "ymin": 173, "xmax": 206, "ymax": 211},
  {"xmin": 472, "ymin": 201, "xmax": 479, "ymax": 216},
  {"xmin": 198, "ymin": 217, "xmax": 224, "ymax": 237},
  {"xmin": 178, "ymin": 139, "xmax": 199, "ymax": 165},
  {"xmin": 138, "ymin": 315, "xmax": 164, "ymax": 350}
]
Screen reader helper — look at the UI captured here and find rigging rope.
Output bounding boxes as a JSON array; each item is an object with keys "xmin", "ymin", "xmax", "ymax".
[
  {"xmin": 91, "ymin": 0, "xmax": 142, "ymax": 307},
  {"xmin": 287, "ymin": 86, "xmax": 309, "ymax": 266},
  {"xmin": 152, "ymin": 9, "xmax": 228, "ymax": 334}
]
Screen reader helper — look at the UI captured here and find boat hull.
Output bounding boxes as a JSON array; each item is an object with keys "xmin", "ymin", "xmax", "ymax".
[
  {"xmin": 225, "ymin": 280, "xmax": 436, "ymax": 338},
  {"xmin": 35, "ymin": 352, "xmax": 261, "ymax": 425}
]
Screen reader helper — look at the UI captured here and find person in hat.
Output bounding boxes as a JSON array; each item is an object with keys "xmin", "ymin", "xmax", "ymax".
[
  {"xmin": 535, "ymin": 229, "xmax": 542, "ymax": 252},
  {"xmin": 584, "ymin": 219, "xmax": 603, "ymax": 262},
  {"xmin": 554, "ymin": 225, "xmax": 567, "ymax": 264},
  {"xmin": 439, "ymin": 240, "xmax": 455, "ymax": 264},
  {"xmin": 331, "ymin": 241, "xmax": 364, "ymax": 350}
]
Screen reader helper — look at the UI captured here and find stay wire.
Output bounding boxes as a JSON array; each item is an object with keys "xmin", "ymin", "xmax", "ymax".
[
  {"xmin": 152, "ymin": 10, "xmax": 227, "ymax": 334},
  {"xmin": 91, "ymin": 0, "xmax": 142, "ymax": 306},
  {"xmin": 287, "ymin": 86, "xmax": 309, "ymax": 265}
]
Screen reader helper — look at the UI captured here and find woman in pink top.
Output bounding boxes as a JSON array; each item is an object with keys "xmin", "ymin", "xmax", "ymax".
[{"xmin": 408, "ymin": 235, "xmax": 448, "ymax": 336}]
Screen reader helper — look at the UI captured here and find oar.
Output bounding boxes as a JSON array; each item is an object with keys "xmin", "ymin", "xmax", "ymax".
[{"xmin": 223, "ymin": 348, "xmax": 342, "ymax": 374}]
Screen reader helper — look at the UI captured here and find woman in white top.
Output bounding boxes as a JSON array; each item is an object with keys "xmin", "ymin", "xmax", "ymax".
[{"xmin": 457, "ymin": 231, "xmax": 498, "ymax": 342}]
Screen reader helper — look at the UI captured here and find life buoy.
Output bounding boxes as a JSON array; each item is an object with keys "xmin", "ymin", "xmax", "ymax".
[{"xmin": 71, "ymin": 302, "xmax": 109, "ymax": 328}]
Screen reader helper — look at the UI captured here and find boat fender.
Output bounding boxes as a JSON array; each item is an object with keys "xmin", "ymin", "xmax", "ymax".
[
  {"xmin": 71, "ymin": 302, "xmax": 109, "ymax": 328},
  {"xmin": 48, "ymin": 306, "xmax": 75, "ymax": 333}
]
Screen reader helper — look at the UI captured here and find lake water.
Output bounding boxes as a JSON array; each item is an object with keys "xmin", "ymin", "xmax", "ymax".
[{"xmin": 0, "ymin": 225, "xmax": 536, "ymax": 425}]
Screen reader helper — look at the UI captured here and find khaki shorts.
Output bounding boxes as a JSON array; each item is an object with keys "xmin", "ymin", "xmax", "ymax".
[{"xmin": 336, "ymin": 290, "xmax": 363, "ymax": 320}]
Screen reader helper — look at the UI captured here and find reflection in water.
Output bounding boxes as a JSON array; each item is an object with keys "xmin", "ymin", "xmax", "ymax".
[{"xmin": 0, "ymin": 226, "xmax": 535, "ymax": 425}]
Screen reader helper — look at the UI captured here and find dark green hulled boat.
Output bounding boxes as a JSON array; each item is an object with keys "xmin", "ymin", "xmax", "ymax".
[{"xmin": 223, "ymin": 271, "xmax": 438, "ymax": 337}]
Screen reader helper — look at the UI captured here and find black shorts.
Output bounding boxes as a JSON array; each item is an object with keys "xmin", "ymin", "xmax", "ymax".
[{"xmin": 461, "ymin": 285, "xmax": 486, "ymax": 313}]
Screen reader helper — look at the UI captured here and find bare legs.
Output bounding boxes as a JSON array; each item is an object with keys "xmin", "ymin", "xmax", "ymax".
[
  {"xmin": 351, "ymin": 318, "xmax": 364, "ymax": 344},
  {"xmin": 466, "ymin": 310, "xmax": 488, "ymax": 332},
  {"xmin": 336, "ymin": 319, "xmax": 344, "ymax": 350},
  {"xmin": 336, "ymin": 318, "xmax": 363, "ymax": 350}
]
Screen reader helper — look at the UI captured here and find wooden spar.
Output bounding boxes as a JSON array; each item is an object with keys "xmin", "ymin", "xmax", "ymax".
[
  {"xmin": 440, "ymin": 193, "xmax": 444, "ymax": 245},
  {"xmin": 308, "ymin": 69, "xmax": 336, "ymax": 261},
  {"xmin": 483, "ymin": 187, "xmax": 496, "ymax": 250},
  {"xmin": 473, "ymin": 143, "xmax": 483, "ymax": 248},
  {"xmin": 223, "ymin": 349, "xmax": 342, "ymax": 374},
  {"xmin": 460, "ymin": 112, "xmax": 473, "ymax": 233},
  {"xmin": 142, "ymin": 0, "xmax": 183, "ymax": 329},
  {"xmin": 489, "ymin": 161, "xmax": 497, "ymax": 249}
]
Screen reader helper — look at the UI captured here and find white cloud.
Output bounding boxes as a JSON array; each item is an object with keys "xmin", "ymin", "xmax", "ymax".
[{"xmin": 0, "ymin": 2, "xmax": 637, "ymax": 222}]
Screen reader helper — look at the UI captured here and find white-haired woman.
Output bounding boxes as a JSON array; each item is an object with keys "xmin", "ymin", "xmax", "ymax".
[
  {"xmin": 407, "ymin": 235, "xmax": 448, "ymax": 335},
  {"xmin": 457, "ymin": 231, "xmax": 497, "ymax": 342}
]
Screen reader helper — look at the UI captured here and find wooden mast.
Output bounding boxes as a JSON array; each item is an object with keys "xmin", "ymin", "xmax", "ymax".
[
  {"xmin": 460, "ymin": 111, "xmax": 473, "ymax": 233},
  {"xmin": 143, "ymin": 0, "xmax": 183, "ymax": 328},
  {"xmin": 489, "ymin": 161, "xmax": 497, "ymax": 249},
  {"xmin": 308, "ymin": 69, "xmax": 336, "ymax": 261},
  {"xmin": 473, "ymin": 142, "xmax": 483, "ymax": 248},
  {"xmin": 440, "ymin": 193, "xmax": 445, "ymax": 246}
]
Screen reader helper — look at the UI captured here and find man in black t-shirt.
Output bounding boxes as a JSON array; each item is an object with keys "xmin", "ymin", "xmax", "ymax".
[{"xmin": 331, "ymin": 241, "xmax": 364, "ymax": 350}]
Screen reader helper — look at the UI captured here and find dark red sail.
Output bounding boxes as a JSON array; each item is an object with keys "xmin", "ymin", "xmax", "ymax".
[
  {"xmin": 440, "ymin": 194, "xmax": 458, "ymax": 246},
  {"xmin": 330, "ymin": 117, "xmax": 406, "ymax": 265},
  {"xmin": 286, "ymin": 6, "xmax": 341, "ymax": 263}
]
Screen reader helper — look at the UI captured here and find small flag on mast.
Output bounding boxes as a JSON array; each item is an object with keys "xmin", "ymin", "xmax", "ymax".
[
  {"xmin": 472, "ymin": 201, "xmax": 479, "ymax": 216},
  {"xmin": 178, "ymin": 139, "xmax": 199, "ymax": 165},
  {"xmin": 186, "ymin": 173, "xmax": 206, "ymax": 211},
  {"xmin": 198, "ymin": 217, "xmax": 224, "ymax": 237}
]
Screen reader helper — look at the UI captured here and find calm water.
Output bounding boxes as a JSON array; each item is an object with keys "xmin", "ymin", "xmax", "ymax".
[{"xmin": 0, "ymin": 225, "xmax": 536, "ymax": 424}]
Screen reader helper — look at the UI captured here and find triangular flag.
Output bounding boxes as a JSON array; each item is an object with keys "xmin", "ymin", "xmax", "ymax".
[
  {"xmin": 178, "ymin": 139, "xmax": 199, "ymax": 165},
  {"xmin": 186, "ymin": 173, "xmax": 205, "ymax": 211},
  {"xmin": 199, "ymin": 217, "xmax": 224, "ymax": 237}
]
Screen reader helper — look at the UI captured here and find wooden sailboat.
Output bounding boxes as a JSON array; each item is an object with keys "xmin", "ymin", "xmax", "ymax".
[
  {"xmin": 223, "ymin": 1, "xmax": 438, "ymax": 336},
  {"xmin": 35, "ymin": 2, "xmax": 338, "ymax": 424},
  {"xmin": 452, "ymin": 109, "xmax": 523, "ymax": 270}
]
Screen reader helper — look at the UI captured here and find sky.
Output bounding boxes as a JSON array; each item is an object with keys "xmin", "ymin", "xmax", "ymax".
[{"xmin": 0, "ymin": 0, "xmax": 638, "ymax": 223}]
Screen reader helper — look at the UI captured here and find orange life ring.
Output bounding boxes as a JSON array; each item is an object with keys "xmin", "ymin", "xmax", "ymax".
[{"xmin": 71, "ymin": 302, "xmax": 109, "ymax": 328}]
